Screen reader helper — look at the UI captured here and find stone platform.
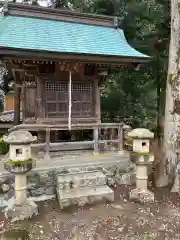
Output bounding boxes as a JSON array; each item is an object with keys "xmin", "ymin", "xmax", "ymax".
[
  {"xmin": 56, "ymin": 170, "xmax": 114, "ymax": 209},
  {"xmin": 0, "ymin": 151, "xmax": 134, "ymax": 208},
  {"xmin": 0, "ymin": 151, "xmax": 130, "ymax": 173}
]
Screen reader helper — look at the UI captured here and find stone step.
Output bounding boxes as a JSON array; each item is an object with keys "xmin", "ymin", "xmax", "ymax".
[
  {"xmin": 57, "ymin": 185, "xmax": 114, "ymax": 209},
  {"xmin": 56, "ymin": 170, "xmax": 106, "ymax": 189}
]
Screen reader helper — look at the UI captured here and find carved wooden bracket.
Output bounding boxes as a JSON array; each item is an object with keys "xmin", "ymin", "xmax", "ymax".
[{"xmin": 58, "ymin": 62, "xmax": 83, "ymax": 72}]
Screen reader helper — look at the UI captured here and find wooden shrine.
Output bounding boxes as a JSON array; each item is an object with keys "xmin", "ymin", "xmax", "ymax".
[{"xmin": 0, "ymin": 2, "xmax": 149, "ymax": 153}]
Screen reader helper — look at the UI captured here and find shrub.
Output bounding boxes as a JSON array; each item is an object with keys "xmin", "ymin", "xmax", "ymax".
[{"xmin": 0, "ymin": 137, "xmax": 9, "ymax": 155}]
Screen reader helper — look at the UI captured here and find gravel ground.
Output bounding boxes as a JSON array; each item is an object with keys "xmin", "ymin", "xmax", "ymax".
[{"xmin": 1, "ymin": 186, "xmax": 180, "ymax": 240}]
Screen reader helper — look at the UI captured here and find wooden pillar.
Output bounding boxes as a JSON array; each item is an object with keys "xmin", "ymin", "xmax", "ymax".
[
  {"xmin": 38, "ymin": 131, "xmax": 46, "ymax": 143},
  {"xmin": 110, "ymin": 128, "xmax": 116, "ymax": 151},
  {"xmin": 110, "ymin": 128, "xmax": 116, "ymax": 140},
  {"xmin": 104, "ymin": 128, "xmax": 109, "ymax": 151},
  {"xmin": 68, "ymin": 70, "xmax": 72, "ymax": 130},
  {"xmin": 36, "ymin": 77, "xmax": 45, "ymax": 120},
  {"xmin": 94, "ymin": 79, "xmax": 101, "ymax": 123},
  {"xmin": 21, "ymin": 85, "xmax": 25, "ymax": 122},
  {"xmin": 14, "ymin": 84, "xmax": 21, "ymax": 125},
  {"xmin": 118, "ymin": 123, "xmax": 124, "ymax": 153},
  {"xmin": 36, "ymin": 77, "xmax": 45, "ymax": 142},
  {"xmin": 93, "ymin": 127, "xmax": 99, "ymax": 154},
  {"xmin": 44, "ymin": 128, "xmax": 50, "ymax": 161}
]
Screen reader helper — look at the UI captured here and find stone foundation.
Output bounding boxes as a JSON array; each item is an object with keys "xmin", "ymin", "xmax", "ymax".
[
  {"xmin": 0, "ymin": 163, "xmax": 137, "ymax": 207},
  {"xmin": 105, "ymin": 162, "xmax": 136, "ymax": 187},
  {"xmin": 4, "ymin": 197, "xmax": 38, "ymax": 222},
  {"xmin": 129, "ymin": 189, "xmax": 154, "ymax": 203}
]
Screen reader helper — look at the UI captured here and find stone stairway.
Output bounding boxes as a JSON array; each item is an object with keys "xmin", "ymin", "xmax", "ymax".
[{"xmin": 56, "ymin": 170, "xmax": 114, "ymax": 209}]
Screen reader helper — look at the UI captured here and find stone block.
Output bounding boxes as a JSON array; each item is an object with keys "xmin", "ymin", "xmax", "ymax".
[
  {"xmin": 0, "ymin": 197, "xmax": 8, "ymax": 208},
  {"xmin": 1, "ymin": 183, "xmax": 10, "ymax": 193},
  {"xmin": 119, "ymin": 173, "xmax": 132, "ymax": 185},
  {"xmin": 57, "ymin": 171, "xmax": 106, "ymax": 190},
  {"xmin": 45, "ymin": 187, "xmax": 55, "ymax": 195},
  {"xmin": 56, "ymin": 170, "xmax": 114, "ymax": 209},
  {"xmin": 57, "ymin": 186, "xmax": 114, "ymax": 209},
  {"xmin": 39, "ymin": 171, "xmax": 54, "ymax": 186},
  {"xmin": 129, "ymin": 188, "xmax": 154, "ymax": 203},
  {"xmin": 30, "ymin": 187, "xmax": 46, "ymax": 196},
  {"xmin": 4, "ymin": 198, "xmax": 38, "ymax": 222}
]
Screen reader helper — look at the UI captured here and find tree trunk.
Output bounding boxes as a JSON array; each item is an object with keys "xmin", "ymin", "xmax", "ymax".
[
  {"xmin": 157, "ymin": 0, "xmax": 180, "ymax": 190},
  {"xmin": 156, "ymin": 57, "xmax": 161, "ymax": 147}
]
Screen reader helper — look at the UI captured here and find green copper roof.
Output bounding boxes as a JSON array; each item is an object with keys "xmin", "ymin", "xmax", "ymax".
[{"xmin": 0, "ymin": 15, "xmax": 149, "ymax": 58}]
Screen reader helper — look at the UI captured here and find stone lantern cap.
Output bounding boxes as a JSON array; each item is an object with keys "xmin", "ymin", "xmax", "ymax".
[
  {"xmin": 128, "ymin": 128, "xmax": 154, "ymax": 139},
  {"xmin": 3, "ymin": 130, "xmax": 37, "ymax": 145}
]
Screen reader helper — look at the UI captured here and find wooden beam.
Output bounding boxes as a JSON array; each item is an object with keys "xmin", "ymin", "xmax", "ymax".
[
  {"xmin": 1, "ymin": 49, "xmax": 150, "ymax": 64},
  {"xmin": 68, "ymin": 70, "xmax": 72, "ymax": 130},
  {"xmin": 36, "ymin": 77, "xmax": 45, "ymax": 120},
  {"xmin": 21, "ymin": 85, "xmax": 25, "ymax": 122},
  {"xmin": 0, "ymin": 123, "xmax": 14, "ymax": 129},
  {"xmin": 94, "ymin": 78, "xmax": 101, "ymax": 122},
  {"xmin": 118, "ymin": 123, "xmax": 124, "ymax": 152},
  {"xmin": 12, "ymin": 71, "xmax": 21, "ymax": 125},
  {"xmin": 10, "ymin": 65, "xmax": 37, "ymax": 71},
  {"xmin": 44, "ymin": 128, "xmax": 50, "ymax": 160},
  {"xmin": 8, "ymin": 122, "xmax": 127, "ymax": 132},
  {"xmin": 93, "ymin": 127, "xmax": 99, "ymax": 154},
  {"xmin": 32, "ymin": 139, "xmax": 120, "ymax": 152},
  {"xmin": 14, "ymin": 85, "xmax": 21, "ymax": 125}
]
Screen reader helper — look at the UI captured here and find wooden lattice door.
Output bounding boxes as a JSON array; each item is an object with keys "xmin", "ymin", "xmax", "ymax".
[
  {"xmin": 46, "ymin": 81, "xmax": 93, "ymax": 118},
  {"xmin": 71, "ymin": 82, "xmax": 92, "ymax": 117},
  {"xmin": 46, "ymin": 82, "xmax": 68, "ymax": 117}
]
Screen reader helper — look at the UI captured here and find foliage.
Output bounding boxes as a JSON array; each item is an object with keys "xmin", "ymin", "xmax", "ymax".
[
  {"xmin": 99, "ymin": 0, "xmax": 170, "ymax": 128},
  {"xmin": 101, "ymin": 67, "xmax": 157, "ymax": 127},
  {"xmin": 0, "ymin": 137, "xmax": 9, "ymax": 155},
  {"xmin": 0, "ymin": 66, "xmax": 14, "ymax": 113}
]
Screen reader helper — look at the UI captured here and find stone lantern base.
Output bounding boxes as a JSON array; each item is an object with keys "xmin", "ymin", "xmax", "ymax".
[
  {"xmin": 129, "ymin": 188, "xmax": 154, "ymax": 204},
  {"xmin": 4, "ymin": 198, "xmax": 38, "ymax": 222}
]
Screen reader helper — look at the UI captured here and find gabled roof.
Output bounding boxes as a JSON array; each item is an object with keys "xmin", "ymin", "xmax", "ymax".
[{"xmin": 0, "ymin": 2, "xmax": 149, "ymax": 62}]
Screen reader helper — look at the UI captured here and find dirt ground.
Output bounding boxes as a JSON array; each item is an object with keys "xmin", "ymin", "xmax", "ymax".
[{"xmin": 1, "ymin": 186, "xmax": 180, "ymax": 240}]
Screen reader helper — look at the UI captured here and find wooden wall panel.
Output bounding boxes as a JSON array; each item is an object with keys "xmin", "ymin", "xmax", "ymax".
[{"xmin": 24, "ymin": 87, "xmax": 36, "ymax": 119}]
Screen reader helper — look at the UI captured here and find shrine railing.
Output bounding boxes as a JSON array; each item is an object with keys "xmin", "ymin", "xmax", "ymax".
[{"xmin": 9, "ymin": 123, "xmax": 130, "ymax": 156}]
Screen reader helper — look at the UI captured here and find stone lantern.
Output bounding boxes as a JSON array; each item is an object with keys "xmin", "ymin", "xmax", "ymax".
[
  {"xmin": 3, "ymin": 130, "xmax": 38, "ymax": 222},
  {"xmin": 128, "ymin": 128, "xmax": 154, "ymax": 203}
]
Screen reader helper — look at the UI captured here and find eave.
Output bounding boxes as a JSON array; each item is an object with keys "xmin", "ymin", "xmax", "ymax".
[{"xmin": 0, "ymin": 47, "xmax": 150, "ymax": 65}]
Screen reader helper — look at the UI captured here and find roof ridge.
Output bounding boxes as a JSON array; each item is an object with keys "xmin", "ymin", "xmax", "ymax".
[
  {"xmin": 0, "ymin": 1, "xmax": 116, "ymax": 28},
  {"xmin": 6, "ymin": 2, "xmax": 115, "ymax": 19}
]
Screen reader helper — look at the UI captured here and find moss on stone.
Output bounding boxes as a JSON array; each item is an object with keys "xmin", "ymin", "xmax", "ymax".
[
  {"xmin": 133, "ymin": 152, "xmax": 153, "ymax": 157},
  {"xmin": 7, "ymin": 158, "xmax": 33, "ymax": 165}
]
